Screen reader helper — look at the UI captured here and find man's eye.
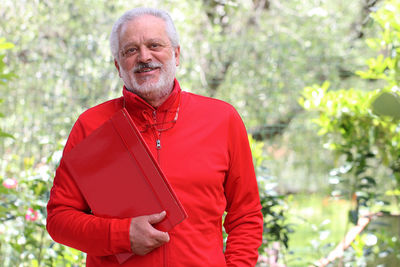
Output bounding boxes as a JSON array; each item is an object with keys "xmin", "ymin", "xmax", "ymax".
[
  {"xmin": 123, "ymin": 47, "xmax": 137, "ymax": 56},
  {"xmin": 150, "ymin": 43, "xmax": 161, "ymax": 49}
]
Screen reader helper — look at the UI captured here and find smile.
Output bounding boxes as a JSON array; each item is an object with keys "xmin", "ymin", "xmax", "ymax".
[{"xmin": 136, "ymin": 67, "xmax": 159, "ymax": 73}]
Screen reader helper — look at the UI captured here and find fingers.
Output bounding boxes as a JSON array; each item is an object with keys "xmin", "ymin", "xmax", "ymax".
[
  {"xmin": 147, "ymin": 210, "xmax": 167, "ymax": 224},
  {"xmin": 129, "ymin": 211, "xmax": 169, "ymax": 256},
  {"xmin": 155, "ymin": 229, "xmax": 170, "ymax": 243},
  {"xmin": 146, "ymin": 211, "xmax": 169, "ymax": 243}
]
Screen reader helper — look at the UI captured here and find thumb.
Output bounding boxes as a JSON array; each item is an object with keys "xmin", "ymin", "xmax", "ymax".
[{"xmin": 148, "ymin": 211, "xmax": 167, "ymax": 224}]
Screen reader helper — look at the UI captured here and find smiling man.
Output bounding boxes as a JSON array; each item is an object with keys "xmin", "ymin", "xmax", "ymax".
[{"xmin": 47, "ymin": 7, "xmax": 263, "ymax": 267}]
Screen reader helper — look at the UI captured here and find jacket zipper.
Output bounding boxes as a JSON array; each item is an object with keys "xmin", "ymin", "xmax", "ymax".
[
  {"xmin": 156, "ymin": 131, "xmax": 161, "ymax": 164},
  {"xmin": 153, "ymin": 110, "xmax": 166, "ymax": 266},
  {"xmin": 153, "ymin": 110, "xmax": 162, "ymax": 164}
]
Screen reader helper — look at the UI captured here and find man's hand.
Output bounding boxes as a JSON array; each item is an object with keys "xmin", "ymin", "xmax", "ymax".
[{"xmin": 129, "ymin": 211, "xmax": 170, "ymax": 255}]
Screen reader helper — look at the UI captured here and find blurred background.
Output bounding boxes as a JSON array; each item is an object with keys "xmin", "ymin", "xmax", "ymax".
[{"xmin": 1, "ymin": 0, "xmax": 400, "ymax": 266}]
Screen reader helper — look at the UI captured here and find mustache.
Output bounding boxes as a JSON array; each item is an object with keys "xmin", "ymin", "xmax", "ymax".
[{"xmin": 133, "ymin": 62, "xmax": 163, "ymax": 72}]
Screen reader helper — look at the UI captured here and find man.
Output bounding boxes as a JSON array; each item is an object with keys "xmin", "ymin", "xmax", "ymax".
[{"xmin": 47, "ymin": 7, "xmax": 263, "ymax": 267}]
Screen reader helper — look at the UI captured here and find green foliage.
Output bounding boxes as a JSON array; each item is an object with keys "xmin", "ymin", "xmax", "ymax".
[
  {"xmin": 249, "ymin": 135, "xmax": 292, "ymax": 262},
  {"xmin": 0, "ymin": 99, "xmax": 14, "ymax": 139},
  {"xmin": 299, "ymin": 0, "xmax": 400, "ymax": 220},
  {"xmin": 356, "ymin": 0, "xmax": 400, "ymax": 87},
  {"xmin": 285, "ymin": 194, "xmax": 349, "ymax": 266},
  {"xmin": 0, "ymin": 38, "xmax": 14, "ymax": 139},
  {"xmin": 0, "ymin": 151, "xmax": 86, "ymax": 267},
  {"xmin": 299, "ymin": 83, "xmax": 390, "ymax": 222},
  {"xmin": 0, "ymin": 38, "xmax": 15, "ymax": 85},
  {"xmin": 299, "ymin": 0, "xmax": 400, "ymax": 264},
  {"xmin": 372, "ymin": 91, "xmax": 400, "ymax": 119},
  {"xmin": 358, "ymin": 0, "xmax": 400, "ymax": 184},
  {"xmin": 207, "ymin": 0, "xmax": 375, "ymax": 128},
  {"xmin": 0, "ymin": 34, "xmax": 84, "ymax": 267}
]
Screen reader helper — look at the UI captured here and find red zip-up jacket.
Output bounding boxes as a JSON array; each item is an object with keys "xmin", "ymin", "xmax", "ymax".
[{"xmin": 47, "ymin": 80, "xmax": 263, "ymax": 266}]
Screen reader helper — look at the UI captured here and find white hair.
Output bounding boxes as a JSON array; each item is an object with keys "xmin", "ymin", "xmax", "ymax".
[{"xmin": 110, "ymin": 7, "xmax": 179, "ymax": 61}]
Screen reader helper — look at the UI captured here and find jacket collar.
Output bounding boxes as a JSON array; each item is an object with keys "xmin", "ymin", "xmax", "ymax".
[{"xmin": 122, "ymin": 79, "xmax": 181, "ymax": 132}]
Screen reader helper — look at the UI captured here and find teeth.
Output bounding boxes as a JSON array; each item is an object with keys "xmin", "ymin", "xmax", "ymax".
[{"xmin": 138, "ymin": 68, "xmax": 154, "ymax": 73}]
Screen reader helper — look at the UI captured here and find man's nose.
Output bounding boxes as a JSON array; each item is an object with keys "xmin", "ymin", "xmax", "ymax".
[{"xmin": 137, "ymin": 47, "xmax": 152, "ymax": 63}]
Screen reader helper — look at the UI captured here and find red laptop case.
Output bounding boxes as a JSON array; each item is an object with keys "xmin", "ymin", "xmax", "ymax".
[{"xmin": 63, "ymin": 108, "xmax": 187, "ymax": 264}]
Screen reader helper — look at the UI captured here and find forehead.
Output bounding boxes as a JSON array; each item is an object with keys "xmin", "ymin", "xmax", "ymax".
[{"xmin": 119, "ymin": 15, "xmax": 170, "ymax": 46}]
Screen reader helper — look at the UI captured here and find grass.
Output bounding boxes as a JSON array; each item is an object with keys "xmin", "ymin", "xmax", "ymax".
[
  {"xmin": 277, "ymin": 193, "xmax": 400, "ymax": 267},
  {"xmin": 282, "ymin": 193, "xmax": 351, "ymax": 266}
]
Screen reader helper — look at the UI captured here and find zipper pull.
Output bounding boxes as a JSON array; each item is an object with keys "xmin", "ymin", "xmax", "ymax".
[
  {"xmin": 156, "ymin": 139, "xmax": 161, "ymax": 150},
  {"xmin": 153, "ymin": 110, "xmax": 157, "ymax": 121}
]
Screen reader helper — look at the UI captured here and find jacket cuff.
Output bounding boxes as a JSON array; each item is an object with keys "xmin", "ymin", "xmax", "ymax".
[{"xmin": 110, "ymin": 217, "xmax": 132, "ymax": 253}]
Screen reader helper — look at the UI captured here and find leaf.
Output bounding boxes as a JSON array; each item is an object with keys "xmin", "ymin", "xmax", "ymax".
[
  {"xmin": 0, "ymin": 130, "xmax": 14, "ymax": 139},
  {"xmin": 371, "ymin": 92, "xmax": 400, "ymax": 119},
  {"xmin": 361, "ymin": 176, "xmax": 377, "ymax": 186},
  {"xmin": 0, "ymin": 38, "xmax": 14, "ymax": 50},
  {"xmin": 348, "ymin": 209, "xmax": 359, "ymax": 225}
]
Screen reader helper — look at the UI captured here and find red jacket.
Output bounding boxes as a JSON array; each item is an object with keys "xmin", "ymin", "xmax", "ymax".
[{"xmin": 47, "ymin": 80, "xmax": 263, "ymax": 266}]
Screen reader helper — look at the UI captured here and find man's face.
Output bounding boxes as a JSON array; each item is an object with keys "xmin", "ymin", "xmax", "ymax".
[{"xmin": 115, "ymin": 15, "xmax": 180, "ymax": 101}]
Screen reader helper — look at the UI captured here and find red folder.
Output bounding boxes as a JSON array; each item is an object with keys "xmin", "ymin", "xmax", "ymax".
[{"xmin": 63, "ymin": 108, "xmax": 187, "ymax": 264}]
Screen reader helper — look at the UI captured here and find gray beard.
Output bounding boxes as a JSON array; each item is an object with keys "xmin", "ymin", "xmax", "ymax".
[{"xmin": 121, "ymin": 54, "xmax": 176, "ymax": 101}]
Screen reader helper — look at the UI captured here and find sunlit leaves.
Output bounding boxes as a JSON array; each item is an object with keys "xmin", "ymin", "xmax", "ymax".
[
  {"xmin": 0, "ymin": 38, "xmax": 16, "ymax": 85},
  {"xmin": 299, "ymin": 1, "xmax": 400, "ymax": 242}
]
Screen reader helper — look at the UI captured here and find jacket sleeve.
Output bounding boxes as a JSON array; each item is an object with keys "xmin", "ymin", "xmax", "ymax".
[
  {"xmin": 223, "ymin": 108, "xmax": 263, "ymax": 267},
  {"xmin": 46, "ymin": 119, "xmax": 132, "ymax": 256}
]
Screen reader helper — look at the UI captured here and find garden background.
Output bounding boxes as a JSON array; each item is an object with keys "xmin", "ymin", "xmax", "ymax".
[{"xmin": 1, "ymin": 0, "xmax": 400, "ymax": 266}]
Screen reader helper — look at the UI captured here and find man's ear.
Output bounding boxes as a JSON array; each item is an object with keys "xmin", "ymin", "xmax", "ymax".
[
  {"xmin": 174, "ymin": 46, "xmax": 180, "ymax": 67},
  {"xmin": 114, "ymin": 59, "xmax": 122, "ymax": 78}
]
